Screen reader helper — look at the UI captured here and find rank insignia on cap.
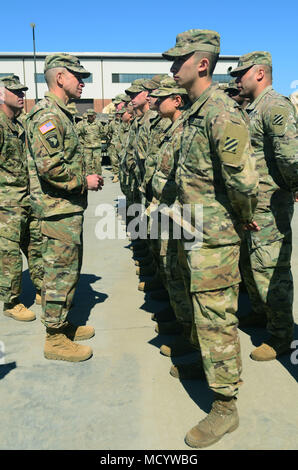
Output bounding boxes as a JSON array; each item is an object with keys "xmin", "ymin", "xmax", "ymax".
[
  {"xmin": 272, "ymin": 114, "xmax": 284, "ymax": 126},
  {"xmin": 223, "ymin": 136, "xmax": 239, "ymax": 153},
  {"xmin": 39, "ymin": 120, "xmax": 56, "ymax": 135}
]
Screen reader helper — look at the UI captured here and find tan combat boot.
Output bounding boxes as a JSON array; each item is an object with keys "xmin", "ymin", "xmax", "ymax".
[
  {"xmin": 35, "ymin": 291, "xmax": 42, "ymax": 305},
  {"xmin": 155, "ymin": 320, "xmax": 183, "ymax": 335},
  {"xmin": 250, "ymin": 336, "xmax": 292, "ymax": 361},
  {"xmin": 62, "ymin": 323, "xmax": 95, "ymax": 341},
  {"xmin": 134, "ymin": 254, "xmax": 153, "ymax": 266},
  {"xmin": 3, "ymin": 303, "xmax": 36, "ymax": 322},
  {"xmin": 44, "ymin": 327, "xmax": 93, "ymax": 362},
  {"xmin": 136, "ymin": 264, "xmax": 156, "ymax": 277},
  {"xmin": 112, "ymin": 175, "xmax": 119, "ymax": 183},
  {"xmin": 185, "ymin": 395, "xmax": 239, "ymax": 448},
  {"xmin": 160, "ymin": 323, "xmax": 196, "ymax": 357},
  {"xmin": 151, "ymin": 305, "xmax": 176, "ymax": 323},
  {"xmin": 138, "ymin": 276, "xmax": 164, "ymax": 292},
  {"xmin": 170, "ymin": 361, "xmax": 205, "ymax": 380}
]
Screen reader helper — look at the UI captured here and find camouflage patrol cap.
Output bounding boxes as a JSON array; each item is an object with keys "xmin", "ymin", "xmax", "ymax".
[
  {"xmin": 143, "ymin": 74, "xmax": 169, "ymax": 91},
  {"xmin": 230, "ymin": 51, "xmax": 272, "ymax": 76},
  {"xmin": 162, "ymin": 29, "xmax": 220, "ymax": 60},
  {"xmin": 0, "ymin": 74, "xmax": 28, "ymax": 91},
  {"xmin": 125, "ymin": 79, "xmax": 149, "ymax": 95},
  {"xmin": 150, "ymin": 77, "xmax": 188, "ymax": 98},
  {"xmin": 86, "ymin": 108, "xmax": 96, "ymax": 116},
  {"xmin": 67, "ymin": 102, "xmax": 79, "ymax": 115},
  {"xmin": 44, "ymin": 53, "xmax": 90, "ymax": 78},
  {"xmin": 113, "ymin": 93, "xmax": 129, "ymax": 104}
]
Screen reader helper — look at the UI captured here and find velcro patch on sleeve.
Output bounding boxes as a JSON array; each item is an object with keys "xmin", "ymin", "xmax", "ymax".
[
  {"xmin": 220, "ymin": 121, "xmax": 248, "ymax": 167},
  {"xmin": 39, "ymin": 120, "xmax": 56, "ymax": 135}
]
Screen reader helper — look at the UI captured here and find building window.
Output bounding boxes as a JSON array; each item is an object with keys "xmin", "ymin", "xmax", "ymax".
[
  {"xmin": 35, "ymin": 73, "xmax": 93, "ymax": 83},
  {"xmin": 112, "ymin": 73, "xmax": 163, "ymax": 83},
  {"xmin": 35, "ymin": 73, "xmax": 46, "ymax": 83},
  {"xmin": 213, "ymin": 74, "xmax": 231, "ymax": 83},
  {"xmin": 0, "ymin": 73, "xmax": 14, "ymax": 77}
]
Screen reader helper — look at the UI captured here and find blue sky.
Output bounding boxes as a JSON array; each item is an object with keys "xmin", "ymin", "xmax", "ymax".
[{"xmin": 1, "ymin": 0, "xmax": 297, "ymax": 96}]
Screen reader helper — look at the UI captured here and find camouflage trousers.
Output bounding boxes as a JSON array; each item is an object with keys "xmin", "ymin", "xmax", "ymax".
[
  {"xmin": 240, "ymin": 232, "xmax": 294, "ymax": 341},
  {"xmin": 178, "ymin": 240, "xmax": 242, "ymax": 398},
  {"xmin": 84, "ymin": 147, "xmax": 102, "ymax": 175},
  {"xmin": 158, "ymin": 219, "xmax": 193, "ymax": 324},
  {"xmin": 40, "ymin": 213, "xmax": 83, "ymax": 329},
  {"xmin": 0, "ymin": 205, "xmax": 43, "ymax": 305},
  {"xmin": 108, "ymin": 144, "xmax": 119, "ymax": 175}
]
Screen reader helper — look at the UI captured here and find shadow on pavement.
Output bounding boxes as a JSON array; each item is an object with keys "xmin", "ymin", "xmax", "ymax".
[
  {"xmin": 148, "ymin": 333, "xmax": 212, "ymax": 414},
  {"xmin": 0, "ymin": 362, "xmax": 17, "ymax": 380},
  {"xmin": 237, "ymin": 292, "xmax": 298, "ymax": 382},
  {"xmin": 68, "ymin": 274, "xmax": 108, "ymax": 326}
]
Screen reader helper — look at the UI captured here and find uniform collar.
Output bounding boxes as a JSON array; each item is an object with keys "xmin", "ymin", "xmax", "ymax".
[
  {"xmin": 0, "ymin": 108, "xmax": 22, "ymax": 134},
  {"xmin": 44, "ymin": 91, "xmax": 73, "ymax": 118},
  {"xmin": 188, "ymin": 83, "xmax": 219, "ymax": 117},
  {"xmin": 246, "ymin": 85, "xmax": 273, "ymax": 112}
]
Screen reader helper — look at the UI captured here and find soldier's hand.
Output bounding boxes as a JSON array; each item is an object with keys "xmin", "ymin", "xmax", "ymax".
[
  {"xmin": 98, "ymin": 175, "xmax": 104, "ymax": 189},
  {"xmin": 243, "ymin": 221, "xmax": 261, "ymax": 232},
  {"xmin": 87, "ymin": 174, "xmax": 101, "ymax": 191}
]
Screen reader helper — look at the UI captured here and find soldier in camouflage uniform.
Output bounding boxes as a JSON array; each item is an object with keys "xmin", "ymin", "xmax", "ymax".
[
  {"xmin": 123, "ymin": 78, "xmax": 168, "ymax": 292},
  {"xmin": 162, "ymin": 29, "xmax": 259, "ymax": 448},
  {"xmin": 81, "ymin": 109, "xmax": 104, "ymax": 175},
  {"xmin": 230, "ymin": 52, "xmax": 298, "ymax": 360},
  {"xmin": 148, "ymin": 78, "xmax": 199, "ymax": 351},
  {"xmin": 108, "ymin": 94, "xmax": 128, "ymax": 182},
  {"xmin": 26, "ymin": 53, "xmax": 103, "ymax": 362},
  {"xmin": 76, "ymin": 111, "xmax": 87, "ymax": 143},
  {"xmin": 224, "ymin": 79, "xmax": 250, "ymax": 108},
  {"xmin": 0, "ymin": 75, "xmax": 43, "ymax": 322}
]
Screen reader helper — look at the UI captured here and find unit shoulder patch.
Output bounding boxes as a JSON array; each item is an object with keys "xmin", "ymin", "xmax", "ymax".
[
  {"xmin": 268, "ymin": 105, "xmax": 289, "ymax": 136},
  {"xmin": 219, "ymin": 121, "xmax": 248, "ymax": 167}
]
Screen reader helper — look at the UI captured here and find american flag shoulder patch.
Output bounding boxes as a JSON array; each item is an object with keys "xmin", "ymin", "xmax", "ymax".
[
  {"xmin": 39, "ymin": 120, "xmax": 56, "ymax": 135},
  {"xmin": 223, "ymin": 136, "xmax": 239, "ymax": 154},
  {"xmin": 272, "ymin": 114, "xmax": 284, "ymax": 126}
]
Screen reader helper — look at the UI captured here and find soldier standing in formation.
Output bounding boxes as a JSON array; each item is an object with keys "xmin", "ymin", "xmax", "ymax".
[
  {"xmin": 80, "ymin": 108, "xmax": 105, "ymax": 175},
  {"xmin": 0, "ymin": 75, "xmax": 43, "ymax": 322},
  {"xmin": 161, "ymin": 29, "xmax": 259, "ymax": 448},
  {"xmin": 230, "ymin": 51, "xmax": 298, "ymax": 360}
]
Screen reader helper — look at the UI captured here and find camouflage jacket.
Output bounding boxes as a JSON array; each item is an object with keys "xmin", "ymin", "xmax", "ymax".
[
  {"xmin": 81, "ymin": 120, "xmax": 105, "ymax": 148},
  {"xmin": 75, "ymin": 118, "xmax": 86, "ymax": 144},
  {"xmin": 142, "ymin": 116, "xmax": 172, "ymax": 191},
  {"xmin": 26, "ymin": 92, "xmax": 87, "ymax": 219},
  {"xmin": 123, "ymin": 110, "xmax": 158, "ymax": 186},
  {"xmin": 138, "ymin": 113, "xmax": 172, "ymax": 187},
  {"xmin": 114, "ymin": 121, "xmax": 131, "ymax": 157},
  {"xmin": 245, "ymin": 85, "xmax": 297, "ymax": 245},
  {"xmin": 152, "ymin": 115, "xmax": 184, "ymax": 206},
  {"xmin": 176, "ymin": 83, "xmax": 259, "ymax": 247},
  {"xmin": 0, "ymin": 110, "xmax": 30, "ymax": 207}
]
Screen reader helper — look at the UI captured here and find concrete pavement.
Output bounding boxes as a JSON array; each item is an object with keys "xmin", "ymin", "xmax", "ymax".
[{"xmin": 0, "ymin": 166, "xmax": 297, "ymax": 450}]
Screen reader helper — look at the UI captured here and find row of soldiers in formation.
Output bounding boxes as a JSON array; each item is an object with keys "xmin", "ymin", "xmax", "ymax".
[
  {"xmin": 0, "ymin": 27, "xmax": 297, "ymax": 449},
  {"xmin": 100, "ymin": 31, "xmax": 298, "ymax": 448}
]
